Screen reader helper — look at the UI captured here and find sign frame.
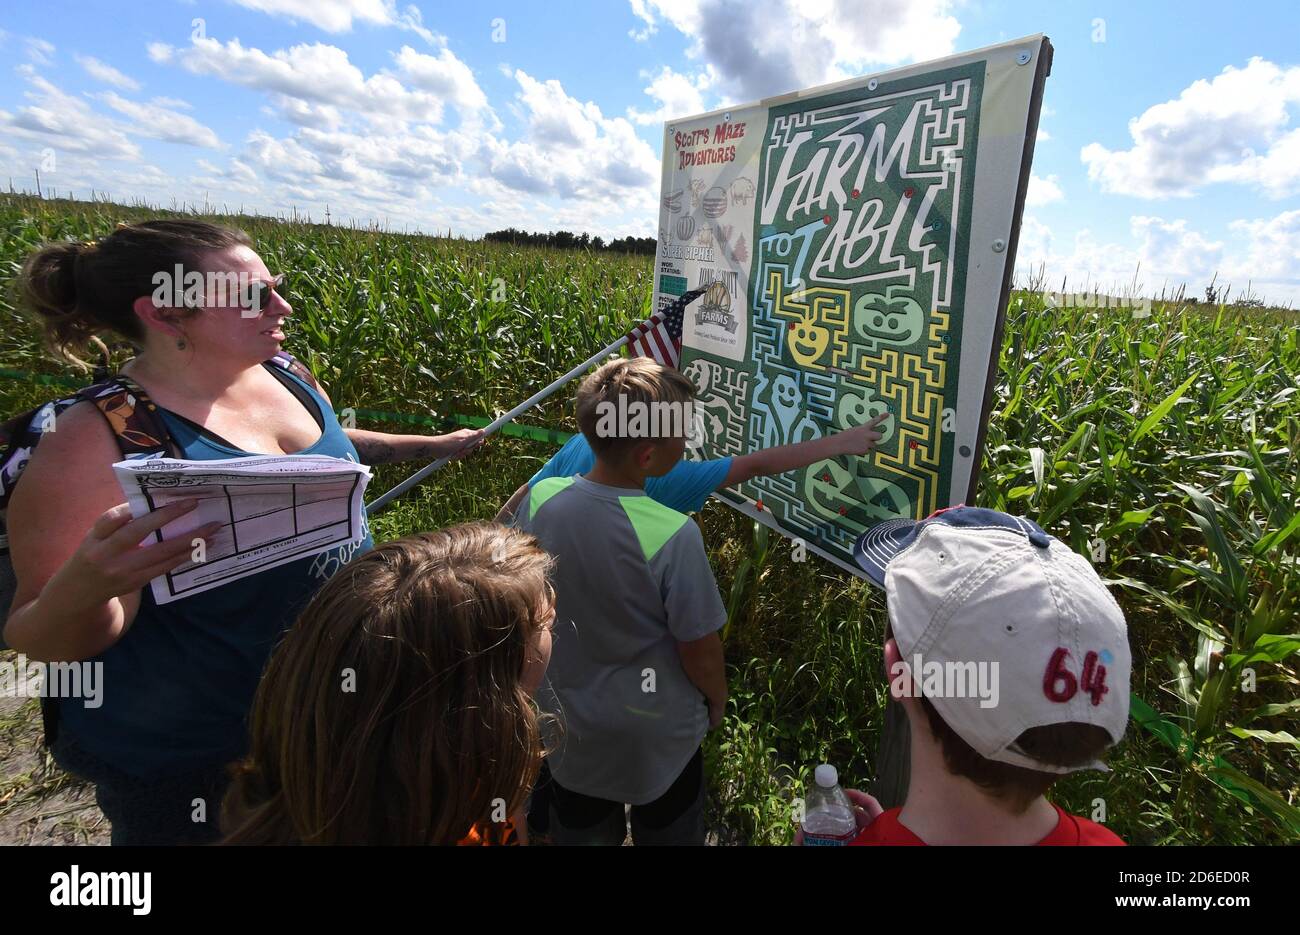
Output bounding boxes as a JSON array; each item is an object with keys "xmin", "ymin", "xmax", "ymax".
[{"xmin": 653, "ymin": 35, "xmax": 1054, "ymax": 581}]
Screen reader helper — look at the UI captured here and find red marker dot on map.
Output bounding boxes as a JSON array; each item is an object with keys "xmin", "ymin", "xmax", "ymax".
[
  {"xmin": 788, "ymin": 321, "xmax": 797, "ymax": 330},
  {"xmin": 756, "ymin": 499, "xmax": 764, "ymax": 512},
  {"xmin": 823, "ymin": 214, "xmax": 832, "ymax": 225},
  {"xmin": 851, "ymin": 188, "xmax": 860, "ymax": 198},
  {"xmin": 909, "ymin": 440, "xmax": 919, "ymax": 450},
  {"xmin": 904, "ymin": 187, "xmax": 914, "ymax": 198},
  {"xmin": 838, "ymin": 506, "xmax": 847, "ymax": 516}
]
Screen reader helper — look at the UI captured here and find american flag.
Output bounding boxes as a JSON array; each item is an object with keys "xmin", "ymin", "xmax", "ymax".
[{"xmin": 625, "ymin": 287, "xmax": 707, "ymax": 369}]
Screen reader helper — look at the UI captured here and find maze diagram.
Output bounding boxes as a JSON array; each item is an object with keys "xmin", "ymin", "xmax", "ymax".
[{"xmin": 680, "ymin": 64, "xmax": 985, "ymax": 570}]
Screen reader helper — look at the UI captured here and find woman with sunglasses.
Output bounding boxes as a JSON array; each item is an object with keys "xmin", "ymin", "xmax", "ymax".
[{"xmin": 2, "ymin": 220, "xmax": 483, "ymax": 844}]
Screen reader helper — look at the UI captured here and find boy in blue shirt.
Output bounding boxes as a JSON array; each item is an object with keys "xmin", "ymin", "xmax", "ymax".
[{"xmin": 496, "ymin": 409, "xmax": 887, "ymax": 520}]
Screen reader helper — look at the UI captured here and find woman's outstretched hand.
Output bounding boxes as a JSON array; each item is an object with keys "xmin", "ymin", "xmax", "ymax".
[{"xmin": 441, "ymin": 427, "xmax": 486, "ymax": 461}]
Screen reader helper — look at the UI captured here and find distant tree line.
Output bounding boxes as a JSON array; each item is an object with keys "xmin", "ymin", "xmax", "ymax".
[{"xmin": 484, "ymin": 227, "xmax": 656, "ymax": 255}]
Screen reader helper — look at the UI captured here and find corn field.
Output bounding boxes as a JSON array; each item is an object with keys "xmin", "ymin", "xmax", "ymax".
[{"xmin": 1, "ymin": 193, "xmax": 1296, "ymax": 844}]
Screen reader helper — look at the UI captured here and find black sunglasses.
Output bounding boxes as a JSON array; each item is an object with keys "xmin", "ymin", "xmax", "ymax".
[{"xmin": 239, "ymin": 273, "xmax": 286, "ymax": 315}]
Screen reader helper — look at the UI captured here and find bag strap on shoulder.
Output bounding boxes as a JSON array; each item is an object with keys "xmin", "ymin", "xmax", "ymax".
[
  {"xmin": 75, "ymin": 374, "xmax": 175, "ymax": 459},
  {"xmin": 0, "ymin": 375, "xmax": 170, "ymax": 516},
  {"xmin": 268, "ymin": 350, "xmax": 323, "ymax": 394}
]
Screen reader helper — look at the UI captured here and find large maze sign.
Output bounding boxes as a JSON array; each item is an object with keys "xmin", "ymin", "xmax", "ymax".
[{"xmin": 655, "ymin": 36, "xmax": 1052, "ymax": 579}]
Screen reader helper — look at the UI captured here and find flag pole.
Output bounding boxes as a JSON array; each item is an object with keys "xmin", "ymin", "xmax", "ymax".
[
  {"xmin": 362, "ymin": 335, "xmax": 619, "ymax": 514},
  {"xmin": 366, "ymin": 288, "xmax": 706, "ymax": 514}
]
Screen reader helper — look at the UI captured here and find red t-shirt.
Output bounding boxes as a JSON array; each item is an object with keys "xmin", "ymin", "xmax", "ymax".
[{"xmin": 849, "ymin": 804, "xmax": 1124, "ymax": 846}]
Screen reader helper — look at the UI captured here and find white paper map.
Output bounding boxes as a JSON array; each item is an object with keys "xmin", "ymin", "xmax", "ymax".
[{"xmin": 114, "ymin": 454, "xmax": 372, "ymax": 605}]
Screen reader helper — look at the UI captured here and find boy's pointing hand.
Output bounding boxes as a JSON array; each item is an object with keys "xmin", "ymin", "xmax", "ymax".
[{"xmin": 833, "ymin": 411, "xmax": 890, "ymax": 456}]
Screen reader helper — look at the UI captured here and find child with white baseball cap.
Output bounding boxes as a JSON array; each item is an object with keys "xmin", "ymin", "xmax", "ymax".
[{"xmin": 843, "ymin": 505, "xmax": 1132, "ymax": 845}]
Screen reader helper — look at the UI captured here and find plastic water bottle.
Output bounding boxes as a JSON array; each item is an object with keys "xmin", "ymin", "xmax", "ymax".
[{"xmin": 801, "ymin": 764, "xmax": 857, "ymax": 846}]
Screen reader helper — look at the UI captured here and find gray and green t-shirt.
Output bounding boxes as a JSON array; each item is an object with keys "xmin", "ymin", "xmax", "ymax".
[{"xmin": 518, "ymin": 475, "xmax": 726, "ymax": 804}]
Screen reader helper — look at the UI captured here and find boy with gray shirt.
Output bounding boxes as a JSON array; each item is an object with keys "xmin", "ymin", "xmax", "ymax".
[{"xmin": 515, "ymin": 357, "xmax": 727, "ymax": 845}]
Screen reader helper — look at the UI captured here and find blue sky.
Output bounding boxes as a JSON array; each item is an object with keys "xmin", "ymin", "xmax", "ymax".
[{"xmin": 2, "ymin": 0, "xmax": 1298, "ymax": 303}]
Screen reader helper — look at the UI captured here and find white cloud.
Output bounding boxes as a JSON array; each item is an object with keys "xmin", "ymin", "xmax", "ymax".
[
  {"xmin": 150, "ymin": 96, "xmax": 192, "ymax": 111},
  {"xmin": 1130, "ymin": 216, "xmax": 1224, "ymax": 281},
  {"xmin": 1016, "ymin": 214, "xmax": 1054, "ymax": 265},
  {"xmin": 210, "ymin": 71, "xmax": 659, "ymax": 236},
  {"xmin": 25, "ymin": 37, "xmax": 54, "ymax": 65},
  {"xmin": 0, "ymin": 131, "xmax": 175, "ymax": 204},
  {"xmin": 230, "ymin": 0, "xmax": 437, "ymax": 43},
  {"xmin": 4, "ymin": 28, "xmax": 670, "ymax": 242},
  {"xmin": 1027, "ymin": 173, "xmax": 1063, "ymax": 207},
  {"xmin": 1227, "ymin": 209, "xmax": 1300, "ymax": 287},
  {"xmin": 242, "ymin": 130, "xmax": 327, "ymax": 181},
  {"xmin": 393, "ymin": 45, "xmax": 490, "ymax": 115},
  {"xmin": 0, "ymin": 73, "xmax": 140, "ymax": 160},
  {"xmin": 149, "ymin": 36, "xmax": 489, "ymax": 127},
  {"xmin": 1015, "ymin": 212, "xmax": 1298, "ymax": 305},
  {"xmin": 627, "ymin": 65, "xmax": 716, "ymax": 125},
  {"xmin": 100, "ymin": 93, "xmax": 222, "ymax": 148},
  {"xmin": 1211, "ymin": 127, "xmax": 1300, "ymax": 198},
  {"xmin": 1082, "ymin": 57, "xmax": 1300, "ymax": 199},
  {"xmin": 513, "ymin": 71, "xmax": 602, "ymax": 147},
  {"xmin": 1014, "ymin": 222, "xmax": 1144, "ymax": 296},
  {"xmin": 0, "ymin": 69, "xmax": 218, "ymax": 176},
  {"xmin": 484, "ymin": 70, "xmax": 660, "ymax": 201},
  {"xmin": 142, "ymin": 29, "xmax": 656, "ymax": 235},
  {"xmin": 628, "ymin": 0, "xmax": 658, "ymax": 40},
  {"xmin": 76, "ymin": 55, "xmax": 142, "ymax": 91},
  {"xmin": 269, "ymin": 95, "xmax": 345, "ymax": 130},
  {"xmin": 629, "ymin": 0, "xmax": 961, "ymax": 103}
]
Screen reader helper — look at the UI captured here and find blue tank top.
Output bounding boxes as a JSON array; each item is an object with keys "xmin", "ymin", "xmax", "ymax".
[{"xmin": 57, "ymin": 363, "xmax": 374, "ymax": 779}]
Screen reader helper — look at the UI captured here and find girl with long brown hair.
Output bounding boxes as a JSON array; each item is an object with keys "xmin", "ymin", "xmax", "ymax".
[{"xmin": 221, "ymin": 522, "xmax": 555, "ymax": 845}]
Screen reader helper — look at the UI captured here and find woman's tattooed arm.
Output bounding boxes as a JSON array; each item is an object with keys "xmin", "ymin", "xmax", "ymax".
[{"xmin": 345, "ymin": 428, "xmax": 485, "ymax": 464}]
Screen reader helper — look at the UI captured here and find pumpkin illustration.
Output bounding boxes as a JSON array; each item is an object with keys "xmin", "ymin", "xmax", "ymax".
[
  {"xmin": 787, "ymin": 315, "xmax": 830, "ymax": 366},
  {"xmin": 851, "ymin": 292, "xmax": 925, "ymax": 346},
  {"xmin": 837, "ymin": 389, "xmax": 894, "ymax": 444}
]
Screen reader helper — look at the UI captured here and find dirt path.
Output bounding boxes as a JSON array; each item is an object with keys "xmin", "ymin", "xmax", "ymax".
[{"xmin": 0, "ymin": 651, "xmax": 109, "ymax": 845}]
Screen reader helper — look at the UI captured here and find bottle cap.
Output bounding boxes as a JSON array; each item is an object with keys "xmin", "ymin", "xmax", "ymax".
[{"xmin": 815, "ymin": 764, "xmax": 838, "ymax": 787}]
